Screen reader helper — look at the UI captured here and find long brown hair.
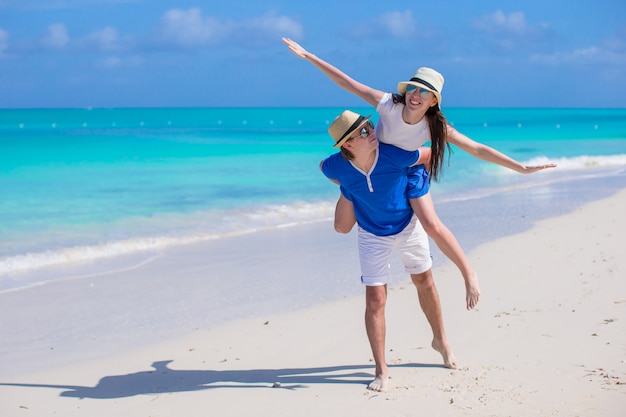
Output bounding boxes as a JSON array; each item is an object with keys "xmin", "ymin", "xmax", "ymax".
[{"xmin": 392, "ymin": 94, "xmax": 451, "ymax": 182}]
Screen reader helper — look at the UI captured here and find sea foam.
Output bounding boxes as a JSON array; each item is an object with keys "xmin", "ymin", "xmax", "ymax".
[{"xmin": 0, "ymin": 200, "xmax": 336, "ymax": 282}]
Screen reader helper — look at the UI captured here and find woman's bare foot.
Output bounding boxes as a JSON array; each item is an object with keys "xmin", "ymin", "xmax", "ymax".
[
  {"xmin": 367, "ymin": 376, "xmax": 389, "ymax": 392},
  {"xmin": 432, "ymin": 339, "xmax": 458, "ymax": 369},
  {"xmin": 464, "ymin": 272, "xmax": 481, "ymax": 310}
]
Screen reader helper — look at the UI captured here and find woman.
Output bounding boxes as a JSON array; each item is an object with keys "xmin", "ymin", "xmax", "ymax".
[{"xmin": 283, "ymin": 38, "xmax": 556, "ymax": 310}]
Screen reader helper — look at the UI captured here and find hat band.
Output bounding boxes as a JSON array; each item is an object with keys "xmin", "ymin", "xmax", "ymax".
[
  {"xmin": 335, "ymin": 115, "xmax": 367, "ymax": 146},
  {"xmin": 409, "ymin": 77, "xmax": 438, "ymax": 92}
]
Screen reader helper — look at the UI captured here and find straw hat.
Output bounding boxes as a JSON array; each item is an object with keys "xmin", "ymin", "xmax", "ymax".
[
  {"xmin": 328, "ymin": 110, "xmax": 372, "ymax": 148},
  {"xmin": 397, "ymin": 67, "xmax": 444, "ymax": 106}
]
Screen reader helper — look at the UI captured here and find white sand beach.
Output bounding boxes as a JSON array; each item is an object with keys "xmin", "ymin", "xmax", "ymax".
[{"xmin": 1, "ymin": 189, "xmax": 625, "ymax": 417}]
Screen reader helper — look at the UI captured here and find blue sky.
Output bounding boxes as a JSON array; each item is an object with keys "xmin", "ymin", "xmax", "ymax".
[{"xmin": 0, "ymin": 0, "xmax": 624, "ymax": 108}]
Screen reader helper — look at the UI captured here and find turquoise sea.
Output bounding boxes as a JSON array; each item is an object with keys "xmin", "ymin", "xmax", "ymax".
[{"xmin": 1, "ymin": 107, "xmax": 626, "ymax": 292}]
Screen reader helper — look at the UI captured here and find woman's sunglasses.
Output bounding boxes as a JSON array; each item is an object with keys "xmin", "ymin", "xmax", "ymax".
[{"xmin": 405, "ymin": 85, "xmax": 433, "ymax": 99}]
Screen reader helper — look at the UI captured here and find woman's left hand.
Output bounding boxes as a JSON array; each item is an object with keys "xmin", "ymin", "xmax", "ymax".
[{"xmin": 519, "ymin": 163, "xmax": 558, "ymax": 174}]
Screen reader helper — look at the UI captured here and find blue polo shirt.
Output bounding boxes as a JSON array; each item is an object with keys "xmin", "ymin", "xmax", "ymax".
[{"xmin": 321, "ymin": 143, "xmax": 421, "ymax": 236}]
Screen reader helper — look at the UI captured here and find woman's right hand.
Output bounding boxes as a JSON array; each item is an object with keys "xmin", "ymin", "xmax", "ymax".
[{"xmin": 282, "ymin": 37, "xmax": 309, "ymax": 60}]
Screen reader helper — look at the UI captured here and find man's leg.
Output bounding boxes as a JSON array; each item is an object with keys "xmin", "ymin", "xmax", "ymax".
[
  {"xmin": 410, "ymin": 270, "xmax": 458, "ymax": 369},
  {"xmin": 365, "ymin": 284, "xmax": 389, "ymax": 391}
]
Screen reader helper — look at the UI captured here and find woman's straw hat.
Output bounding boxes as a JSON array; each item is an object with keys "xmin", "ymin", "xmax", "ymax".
[{"xmin": 397, "ymin": 67, "xmax": 444, "ymax": 106}]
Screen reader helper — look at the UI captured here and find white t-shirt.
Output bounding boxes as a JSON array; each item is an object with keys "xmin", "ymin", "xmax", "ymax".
[{"xmin": 375, "ymin": 92, "xmax": 431, "ymax": 152}]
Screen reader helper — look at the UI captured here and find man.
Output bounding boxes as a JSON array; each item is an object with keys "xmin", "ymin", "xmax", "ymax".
[{"xmin": 320, "ymin": 110, "xmax": 456, "ymax": 393}]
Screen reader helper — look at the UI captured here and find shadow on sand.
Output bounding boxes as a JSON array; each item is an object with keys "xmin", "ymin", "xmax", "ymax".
[{"xmin": 0, "ymin": 360, "xmax": 442, "ymax": 399}]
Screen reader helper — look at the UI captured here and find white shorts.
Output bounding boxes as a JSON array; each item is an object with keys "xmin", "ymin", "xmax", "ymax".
[{"xmin": 358, "ymin": 216, "xmax": 432, "ymax": 286}]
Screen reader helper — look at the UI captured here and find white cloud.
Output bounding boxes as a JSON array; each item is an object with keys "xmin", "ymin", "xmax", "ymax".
[
  {"xmin": 0, "ymin": 28, "xmax": 8, "ymax": 54},
  {"xmin": 529, "ymin": 28, "xmax": 626, "ymax": 67},
  {"xmin": 98, "ymin": 55, "xmax": 121, "ymax": 68},
  {"xmin": 247, "ymin": 12, "xmax": 303, "ymax": 40},
  {"xmin": 95, "ymin": 54, "xmax": 142, "ymax": 69},
  {"xmin": 158, "ymin": 8, "xmax": 303, "ymax": 48},
  {"xmin": 604, "ymin": 29, "xmax": 626, "ymax": 52},
  {"xmin": 38, "ymin": 22, "xmax": 130, "ymax": 53},
  {"xmin": 472, "ymin": 10, "xmax": 550, "ymax": 52},
  {"xmin": 84, "ymin": 26, "xmax": 125, "ymax": 51},
  {"xmin": 160, "ymin": 7, "xmax": 226, "ymax": 47},
  {"xmin": 346, "ymin": 10, "xmax": 425, "ymax": 40},
  {"xmin": 473, "ymin": 10, "xmax": 540, "ymax": 36},
  {"xmin": 42, "ymin": 22, "xmax": 70, "ymax": 49},
  {"xmin": 377, "ymin": 10, "xmax": 416, "ymax": 38},
  {"xmin": 531, "ymin": 46, "xmax": 626, "ymax": 66},
  {"xmin": 11, "ymin": 8, "xmax": 302, "ymax": 57},
  {"xmin": 1, "ymin": 0, "xmax": 141, "ymax": 11},
  {"xmin": 475, "ymin": 10, "xmax": 516, "ymax": 34}
]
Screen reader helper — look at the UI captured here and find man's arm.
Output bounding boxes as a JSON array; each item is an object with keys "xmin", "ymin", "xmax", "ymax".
[
  {"xmin": 334, "ymin": 194, "xmax": 356, "ymax": 234},
  {"xmin": 320, "ymin": 160, "xmax": 356, "ymax": 234},
  {"xmin": 320, "ymin": 160, "xmax": 340, "ymax": 185}
]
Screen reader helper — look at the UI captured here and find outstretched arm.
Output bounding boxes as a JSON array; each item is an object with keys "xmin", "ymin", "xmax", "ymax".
[
  {"xmin": 446, "ymin": 126, "xmax": 557, "ymax": 174},
  {"xmin": 282, "ymin": 37, "xmax": 384, "ymax": 107},
  {"xmin": 413, "ymin": 146, "xmax": 432, "ymax": 171}
]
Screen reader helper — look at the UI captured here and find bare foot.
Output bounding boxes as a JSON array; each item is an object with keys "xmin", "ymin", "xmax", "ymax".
[
  {"xmin": 464, "ymin": 272, "xmax": 481, "ymax": 310},
  {"xmin": 432, "ymin": 339, "xmax": 458, "ymax": 369},
  {"xmin": 367, "ymin": 376, "xmax": 388, "ymax": 392}
]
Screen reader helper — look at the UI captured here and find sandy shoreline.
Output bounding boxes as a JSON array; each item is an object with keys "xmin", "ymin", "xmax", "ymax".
[{"xmin": 1, "ymin": 187, "xmax": 626, "ymax": 416}]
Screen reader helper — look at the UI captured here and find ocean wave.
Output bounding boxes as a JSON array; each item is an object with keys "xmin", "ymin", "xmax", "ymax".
[
  {"xmin": 0, "ymin": 201, "xmax": 336, "ymax": 279},
  {"xmin": 433, "ymin": 157, "xmax": 626, "ymax": 204},
  {"xmin": 523, "ymin": 154, "xmax": 626, "ymax": 170},
  {"xmin": 3, "ymin": 156, "xmax": 625, "ymax": 281},
  {"xmin": 0, "ymin": 236, "xmax": 205, "ymax": 276}
]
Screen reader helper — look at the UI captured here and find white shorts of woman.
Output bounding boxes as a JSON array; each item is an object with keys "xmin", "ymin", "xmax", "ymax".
[{"xmin": 358, "ymin": 216, "xmax": 432, "ymax": 287}]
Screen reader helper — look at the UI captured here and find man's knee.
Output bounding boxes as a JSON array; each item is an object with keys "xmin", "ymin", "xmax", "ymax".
[{"xmin": 365, "ymin": 285, "xmax": 387, "ymax": 310}]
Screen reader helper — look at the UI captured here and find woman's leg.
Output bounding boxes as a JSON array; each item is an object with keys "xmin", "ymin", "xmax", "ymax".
[
  {"xmin": 410, "ymin": 270, "xmax": 457, "ymax": 369},
  {"xmin": 410, "ymin": 192, "xmax": 481, "ymax": 310}
]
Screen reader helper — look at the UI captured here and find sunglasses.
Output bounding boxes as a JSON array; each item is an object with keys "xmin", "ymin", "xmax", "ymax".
[
  {"xmin": 405, "ymin": 85, "xmax": 434, "ymax": 99},
  {"xmin": 350, "ymin": 121, "xmax": 374, "ymax": 140}
]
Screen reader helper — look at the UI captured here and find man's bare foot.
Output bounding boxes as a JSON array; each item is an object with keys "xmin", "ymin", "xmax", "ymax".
[
  {"xmin": 464, "ymin": 272, "xmax": 481, "ymax": 310},
  {"xmin": 367, "ymin": 376, "xmax": 388, "ymax": 392},
  {"xmin": 432, "ymin": 339, "xmax": 458, "ymax": 369}
]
